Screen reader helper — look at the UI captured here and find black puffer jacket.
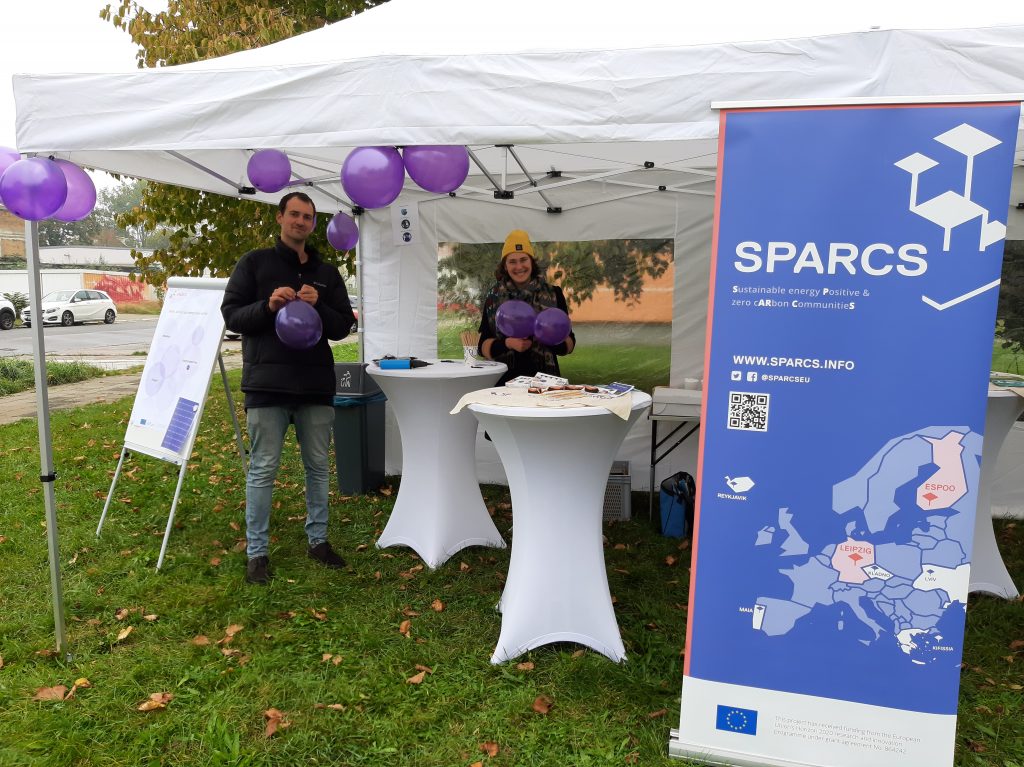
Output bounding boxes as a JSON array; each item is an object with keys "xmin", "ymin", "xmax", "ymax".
[{"xmin": 221, "ymin": 238, "xmax": 355, "ymax": 400}]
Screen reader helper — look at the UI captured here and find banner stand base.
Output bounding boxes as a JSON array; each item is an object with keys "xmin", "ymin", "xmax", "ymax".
[{"xmin": 668, "ymin": 731, "xmax": 807, "ymax": 767}]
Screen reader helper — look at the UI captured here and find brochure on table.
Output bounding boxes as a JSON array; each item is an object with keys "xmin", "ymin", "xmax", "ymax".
[{"xmin": 671, "ymin": 101, "xmax": 1019, "ymax": 767}]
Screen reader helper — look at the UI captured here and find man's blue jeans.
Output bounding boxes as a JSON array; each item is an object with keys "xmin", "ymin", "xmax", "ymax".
[{"xmin": 245, "ymin": 404, "xmax": 334, "ymax": 558}]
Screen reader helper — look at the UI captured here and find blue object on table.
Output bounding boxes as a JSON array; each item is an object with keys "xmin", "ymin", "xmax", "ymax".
[{"xmin": 660, "ymin": 471, "xmax": 696, "ymax": 538}]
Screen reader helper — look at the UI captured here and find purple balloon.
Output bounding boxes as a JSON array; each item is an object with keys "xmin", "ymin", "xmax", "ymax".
[
  {"xmin": 0, "ymin": 157, "xmax": 68, "ymax": 221},
  {"xmin": 52, "ymin": 160, "xmax": 97, "ymax": 222},
  {"xmin": 247, "ymin": 149, "xmax": 292, "ymax": 193},
  {"xmin": 0, "ymin": 147, "xmax": 21, "ymax": 178},
  {"xmin": 327, "ymin": 211, "xmax": 359, "ymax": 251},
  {"xmin": 341, "ymin": 146, "xmax": 405, "ymax": 209},
  {"xmin": 534, "ymin": 307, "xmax": 572, "ymax": 346},
  {"xmin": 275, "ymin": 299, "xmax": 323, "ymax": 349},
  {"xmin": 495, "ymin": 299, "xmax": 537, "ymax": 339},
  {"xmin": 403, "ymin": 145, "xmax": 470, "ymax": 194}
]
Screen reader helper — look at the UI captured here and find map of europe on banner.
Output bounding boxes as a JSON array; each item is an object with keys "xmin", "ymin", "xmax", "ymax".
[{"xmin": 674, "ymin": 103, "xmax": 1018, "ymax": 767}]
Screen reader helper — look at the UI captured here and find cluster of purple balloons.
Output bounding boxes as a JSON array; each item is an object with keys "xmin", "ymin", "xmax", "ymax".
[
  {"xmin": 275, "ymin": 299, "xmax": 323, "ymax": 350},
  {"xmin": 341, "ymin": 145, "xmax": 470, "ymax": 209},
  {"xmin": 247, "ymin": 145, "xmax": 470, "ymax": 252},
  {"xmin": 495, "ymin": 300, "xmax": 572, "ymax": 346},
  {"xmin": 0, "ymin": 148, "xmax": 97, "ymax": 223}
]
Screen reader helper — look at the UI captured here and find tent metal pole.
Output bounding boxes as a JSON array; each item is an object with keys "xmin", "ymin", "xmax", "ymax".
[
  {"xmin": 466, "ymin": 149, "xmax": 504, "ymax": 193},
  {"xmin": 24, "ymin": 218, "xmax": 68, "ymax": 658}
]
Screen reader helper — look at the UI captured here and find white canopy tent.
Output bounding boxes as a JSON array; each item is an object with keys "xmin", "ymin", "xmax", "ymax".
[{"xmin": 13, "ymin": 0, "xmax": 1024, "ymax": 488}]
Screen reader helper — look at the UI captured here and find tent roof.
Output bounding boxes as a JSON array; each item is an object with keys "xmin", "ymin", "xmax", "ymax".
[{"xmin": 12, "ymin": 0, "xmax": 1024, "ymax": 219}]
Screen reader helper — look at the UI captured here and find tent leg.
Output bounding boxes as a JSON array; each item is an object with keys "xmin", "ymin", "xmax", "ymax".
[
  {"xmin": 97, "ymin": 447, "xmax": 128, "ymax": 536},
  {"xmin": 24, "ymin": 217, "xmax": 68, "ymax": 658},
  {"xmin": 218, "ymin": 352, "xmax": 248, "ymax": 474},
  {"xmin": 156, "ymin": 461, "xmax": 189, "ymax": 571}
]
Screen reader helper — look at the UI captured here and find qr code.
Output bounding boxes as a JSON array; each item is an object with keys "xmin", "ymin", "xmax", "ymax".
[{"xmin": 728, "ymin": 391, "xmax": 770, "ymax": 432}]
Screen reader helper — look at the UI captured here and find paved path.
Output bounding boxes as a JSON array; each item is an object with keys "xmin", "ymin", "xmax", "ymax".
[{"xmin": 0, "ymin": 354, "xmax": 244, "ymax": 427}]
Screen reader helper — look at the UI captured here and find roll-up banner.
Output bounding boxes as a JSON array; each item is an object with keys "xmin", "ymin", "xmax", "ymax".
[{"xmin": 670, "ymin": 101, "xmax": 1020, "ymax": 767}]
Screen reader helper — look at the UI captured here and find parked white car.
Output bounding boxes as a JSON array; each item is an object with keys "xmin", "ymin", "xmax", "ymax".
[
  {"xmin": 21, "ymin": 289, "xmax": 118, "ymax": 327},
  {"xmin": 0, "ymin": 297, "xmax": 15, "ymax": 330}
]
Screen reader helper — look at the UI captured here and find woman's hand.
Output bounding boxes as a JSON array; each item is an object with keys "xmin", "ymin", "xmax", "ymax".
[{"xmin": 505, "ymin": 337, "xmax": 533, "ymax": 353}]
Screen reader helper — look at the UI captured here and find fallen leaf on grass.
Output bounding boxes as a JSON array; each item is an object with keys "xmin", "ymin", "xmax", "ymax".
[
  {"xmin": 35, "ymin": 648, "xmax": 56, "ymax": 658},
  {"xmin": 264, "ymin": 708, "xmax": 290, "ymax": 737},
  {"xmin": 192, "ymin": 635, "xmax": 211, "ymax": 646},
  {"xmin": 480, "ymin": 741, "xmax": 499, "ymax": 757},
  {"xmin": 1010, "ymin": 639, "xmax": 1024, "ymax": 651},
  {"xmin": 460, "ymin": 562, "xmax": 471, "ymax": 572},
  {"xmin": 229, "ymin": 521, "xmax": 240, "ymax": 531},
  {"xmin": 415, "ymin": 664, "xmax": 433, "ymax": 674},
  {"xmin": 314, "ymin": 703, "xmax": 346, "ymax": 711},
  {"xmin": 380, "ymin": 486, "xmax": 393, "ymax": 496},
  {"xmin": 401, "ymin": 607, "xmax": 420, "ymax": 617},
  {"xmin": 115, "ymin": 626, "xmax": 134, "ymax": 643},
  {"xmin": 664, "ymin": 555, "xmax": 678, "ymax": 567},
  {"xmin": 143, "ymin": 614, "xmax": 158, "ymax": 622},
  {"xmin": 966, "ymin": 740, "xmax": 987, "ymax": 753},
  {"xmin": 209, "ymin": 557, "xmax": 222, "ymax": 566},
  {"xmin": 231, "ymin": 539, "xmax": 247, "ymax": 553},
  {"xmin": 32, "ymin": 685, "xmax": 68, "ymax": 701},
  {"xmin": 532, "ymin": 695, "xmax": 553, "ymax": 714},
  {"xmin": 516, "ymin": 661, "xmax": 534, "ymax": 671},
  {"xmin": 406, "ymin": 671, "xmax": 426, "ymax": 685},
  {"xmin": 115, "ymin": 608, "xmax": 130, "ymax": 621},
  {"xmin": 355, "ymin": 544, "xmax": 368, "ymax": 552},
  {"xmin": 647, "ymin": 708, "xmax": 667, "ymax": 719},
  {"xmin": 431, "ymin": 599, "xmax": 445, "ymax": 612},
  {"xmin": 137, "ymin": 692, "xmax": 173, "ymax": 711},
  {"xmin": 398, "ymin": 620, "xmax": 412, "ymax": 638},
  {"xmin": 0, "ymin": 656, "xmax": 4, "ymax": 669},
  {"xmin": 309, "ymin": 608, "xmax": 328, "ymax": 621},
  {"xmin": 571, "ymin": 649, "xmax": 585, "ymax": 659}
]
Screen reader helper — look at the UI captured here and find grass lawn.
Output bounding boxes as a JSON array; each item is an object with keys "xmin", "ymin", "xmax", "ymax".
[
  {"xmin": 3, "ymin": 318, "xmax": 1018, "ymax": 764},
  {"xmin": 1, "ymin": 368, "xmax": 1024, "ymax": 765}
]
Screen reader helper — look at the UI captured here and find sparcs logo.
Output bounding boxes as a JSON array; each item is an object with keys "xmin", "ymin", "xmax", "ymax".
[{"xmin": 894, "ymin": 123, "xmax": 1006, "ymax": 254}]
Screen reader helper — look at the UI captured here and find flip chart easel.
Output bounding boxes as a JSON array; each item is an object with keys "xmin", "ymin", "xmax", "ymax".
[{"xmin": 96, "ymin": 277, "xmax": 246, "ymax": 569}]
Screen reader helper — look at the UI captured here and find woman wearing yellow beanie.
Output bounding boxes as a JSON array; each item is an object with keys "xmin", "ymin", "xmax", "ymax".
[{"xmin": 478, "ymin": 229, "xmax": 575, "ymax": 384}]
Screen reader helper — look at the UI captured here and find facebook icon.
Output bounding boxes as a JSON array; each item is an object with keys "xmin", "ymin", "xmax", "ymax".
[{"xmin": 715, "ymin": 705, "xmax": 758, "ymax": 735}]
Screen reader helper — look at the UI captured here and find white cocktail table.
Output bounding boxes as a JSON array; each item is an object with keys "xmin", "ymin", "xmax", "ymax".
[
  {"xmin": 368, "ymin": 360, "xmax": 507, "ymax": 568},
  {"xmin": 467, "ymin": 391, "xmax": 652, "ymax": 663},
  {"xmin": 969, "ymin": 387, "xmax": 1024, "ymax": 598}
]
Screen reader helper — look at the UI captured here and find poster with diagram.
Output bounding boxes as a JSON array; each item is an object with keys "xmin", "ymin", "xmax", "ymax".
[{"xmin": 124, "ymin": 278, "xmax": 227, "ymax": 463}]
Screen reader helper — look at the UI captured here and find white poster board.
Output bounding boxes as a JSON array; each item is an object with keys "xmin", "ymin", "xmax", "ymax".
[{"xmin": 124, "ymin": 277, "xmax": 227, "ymax": 464}]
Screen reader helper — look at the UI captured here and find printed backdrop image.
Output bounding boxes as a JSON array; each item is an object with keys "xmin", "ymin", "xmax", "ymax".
[{"xmin": 673, "ymin": 102, "xmax": 1019, "ymax": 767}]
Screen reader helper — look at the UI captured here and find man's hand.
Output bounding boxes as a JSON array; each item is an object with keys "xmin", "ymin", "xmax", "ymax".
[
  {"xmin": 268, "ymin": 286, "xmax": 296, "ymax": 312},
  {"xmin": 297, "ymin": 284, "xmax": 319, "ymax": 306},
  {"xmin": 505, "ymin": 337, "xmax": 533, "ymax": 353}
]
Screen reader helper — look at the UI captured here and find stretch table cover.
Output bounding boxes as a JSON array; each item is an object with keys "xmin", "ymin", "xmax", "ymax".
[
  {"xmin": 368, "ymin": 360, "xmax": 506, "ymax": 568},
  {"xmin": 467, "ymin": 391, "xmax": 651, "ymax": 663}
]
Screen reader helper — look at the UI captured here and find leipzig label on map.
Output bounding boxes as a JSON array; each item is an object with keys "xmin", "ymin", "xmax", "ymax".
[{"xmin": 670, "ymin": 102, "xmax": 1019, "ymax": 767}]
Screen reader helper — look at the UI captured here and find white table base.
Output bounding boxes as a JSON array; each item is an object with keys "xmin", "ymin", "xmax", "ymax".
[
  {"xmin": 969, "ymin": 390, "xmax": 1024, "ymax": 598},
  {"xmin": 470, "ymin": 393, "xmax": 650, "ymax": 663},
  {"xmin": 370, "ymin": 362, "xmax": 507, "ymax": 568}
]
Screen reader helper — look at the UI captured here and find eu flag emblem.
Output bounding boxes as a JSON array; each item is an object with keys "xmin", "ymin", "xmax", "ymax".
[{"xmin": 715, "ymin": 705, "xmax": 758, "ymax": 735}]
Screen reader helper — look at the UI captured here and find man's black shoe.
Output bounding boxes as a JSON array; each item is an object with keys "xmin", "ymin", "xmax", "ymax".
[
  {"xmin": 308, "ymin": 541, "xmax": 346, "ymax": 569},
  {"xmin": 246, "ymin": 555, "xmax": 272, "ymax": 585}
]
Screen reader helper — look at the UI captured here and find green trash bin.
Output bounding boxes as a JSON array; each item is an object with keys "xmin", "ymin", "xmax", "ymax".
[{"xmin": 333, "ymin": 363, "xmax": 386, "ymax": 494}]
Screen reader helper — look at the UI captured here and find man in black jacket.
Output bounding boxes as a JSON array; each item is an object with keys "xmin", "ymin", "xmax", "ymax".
[{"xmin": 222, "ymin": 192, "xmax": 356, "ymax": 585}]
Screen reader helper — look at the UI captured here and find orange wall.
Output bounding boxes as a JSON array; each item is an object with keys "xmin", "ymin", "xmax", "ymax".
[{"xmin": 567, "ymin": 262, "xmax": 674, "ymax": 323}]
